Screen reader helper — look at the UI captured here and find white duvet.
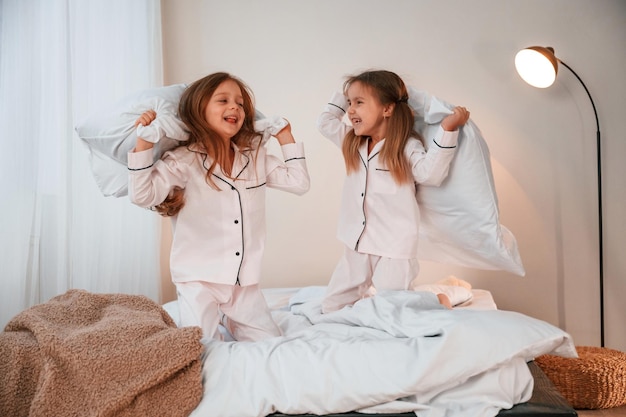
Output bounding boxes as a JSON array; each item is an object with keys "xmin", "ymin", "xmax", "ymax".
[{"xmin": 172, "ymin": 288, "xmax": 576, "ymax": 417}]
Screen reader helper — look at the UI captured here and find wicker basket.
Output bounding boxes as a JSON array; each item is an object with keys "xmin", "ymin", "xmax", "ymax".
[{"xmin": 535, "ymin": 346, "xmax": 626, "ymax": 409}]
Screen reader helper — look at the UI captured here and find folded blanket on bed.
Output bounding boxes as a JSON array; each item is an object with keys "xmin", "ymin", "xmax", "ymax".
[{"xmin": 0, "ymin": 289, "xmax": 204, "ymax": 417}]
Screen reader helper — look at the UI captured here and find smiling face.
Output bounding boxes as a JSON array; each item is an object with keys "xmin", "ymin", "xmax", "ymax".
[
  {"xmin": 204, "ymin": 79, "xmax": 246, "ymax": 142},
  {"xmin": 345, "ymin": 81, "xmax": 392, "ymax": 141}
]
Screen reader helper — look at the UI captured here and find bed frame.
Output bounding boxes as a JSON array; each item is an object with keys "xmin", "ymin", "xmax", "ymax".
[
  {"xmin": 270, "ymin": 361, "xmax": 577, "ymax": 417},
  {"xmin": 498, "ymin": 361, "xmax": 577, "ymax": 417}
]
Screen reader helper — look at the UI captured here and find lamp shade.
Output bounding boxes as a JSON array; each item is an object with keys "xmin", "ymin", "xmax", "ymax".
[{"xmin": 515, "ymin": 46, "xmax": 559, "ymax": 88}]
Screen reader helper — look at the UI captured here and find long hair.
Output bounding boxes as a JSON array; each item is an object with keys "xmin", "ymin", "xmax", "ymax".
[
  {"xmin": 341, "ymin": 70, "xmax": 421, "ymax": 185},
  {"xmin": 155, "ymin": 72, "xmax": 258, "ymax": 216}
]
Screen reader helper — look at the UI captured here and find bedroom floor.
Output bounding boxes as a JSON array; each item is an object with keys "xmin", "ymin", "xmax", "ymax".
[{"xmin": 576, "ymin": 405, "xmax": 626, "ymax": 416}]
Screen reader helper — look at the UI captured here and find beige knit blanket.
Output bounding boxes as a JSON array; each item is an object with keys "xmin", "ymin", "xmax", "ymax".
[{"xmin": 0, "ymin": 289, "xmax": 204, "ymax": 417}]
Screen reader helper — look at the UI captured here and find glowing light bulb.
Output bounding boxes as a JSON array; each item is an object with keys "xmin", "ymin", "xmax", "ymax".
[{"xmin": 515, "ymin": 48, "xmax": 557, "ymax": 88}]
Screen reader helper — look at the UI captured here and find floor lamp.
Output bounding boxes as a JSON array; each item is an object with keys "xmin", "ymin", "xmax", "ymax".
[{"xmin": 514, "ymin": 46, "xmax": 604, "ymax": 347}]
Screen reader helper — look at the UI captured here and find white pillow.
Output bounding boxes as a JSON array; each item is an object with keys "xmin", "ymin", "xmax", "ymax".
[
  {"xmin": 408, "ymin": 87, "xmax": 525, "ymax": 276},
  {"xmin": 75, "ymin": 84, "xmax": 280, "ymax": 198},
  {"xmin": 75, "ymin": 84, "xmax": 188, "ymax": 197}
]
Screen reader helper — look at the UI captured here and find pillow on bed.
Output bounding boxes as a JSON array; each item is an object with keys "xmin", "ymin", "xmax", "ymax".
[
  {"xmin": 408, "ymin": 88, "xmax": 525, "ymax": 276},
  {"xmin": 75, "ymin": 84, "xmax": 189, "ymax": 197}
]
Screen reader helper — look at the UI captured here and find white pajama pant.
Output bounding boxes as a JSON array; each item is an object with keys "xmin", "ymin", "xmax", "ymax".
[
  {"xmin": 175, "ymin": 281, "xmax": 281, "ymax": 342},
  {"xmin": 322, "ymin": 246, "xmax": 420, "ymax": 313}
]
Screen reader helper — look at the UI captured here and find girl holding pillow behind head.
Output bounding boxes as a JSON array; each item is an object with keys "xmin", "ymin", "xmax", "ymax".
[
  {"xmin": 128, "ymin": 72, "xmax": 310, "ymax": 341},
  {"xmin": 317, "ymin": 70, "xmax": 469, "ymax": 313}
]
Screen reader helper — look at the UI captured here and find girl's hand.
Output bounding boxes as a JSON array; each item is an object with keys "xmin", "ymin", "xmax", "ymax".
[
  {"xmin": 134, "ymin": 110, "xmax": 157, "ymax": 128},
  {"xmin": 133, "ymin": 110, "xmax": 157, "ymax": 152},
  {"xmin": 274, "ymin": 119, "xmax": 296, "ymax": 145},
  {"xmin": 441, "ymin": 106, "xmax": 470, "ymax": 132}
]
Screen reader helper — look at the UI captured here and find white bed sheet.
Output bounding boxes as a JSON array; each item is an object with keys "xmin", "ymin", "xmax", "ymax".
[{"xmin": 163, "ymin": 287, "xmax": 575, "ymax": 417}]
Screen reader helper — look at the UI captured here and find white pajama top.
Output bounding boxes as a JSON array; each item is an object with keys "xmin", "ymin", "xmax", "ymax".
[
  {"xmin": 128, "ymin": 141, "xmax": 310, "ymax": 285},
  {"xmin": 317, "ymin": 92, "xmax": 458, "ymax": 259}
]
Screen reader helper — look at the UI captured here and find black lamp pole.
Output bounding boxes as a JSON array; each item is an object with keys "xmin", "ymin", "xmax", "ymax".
[{"xmin": 558, "ymin": 60, "xmax": 604, "ymax": 347}]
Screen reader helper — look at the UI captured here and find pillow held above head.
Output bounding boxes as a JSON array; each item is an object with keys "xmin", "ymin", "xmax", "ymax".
[
  {"xmin": 408, "ymin": 87, "xmax": 525, "ymax": 276},
  {"xmin": 75, "ymin": 84, "xmax": 279, "ymax": 197},
  {"xmin": 75, "ymin": 83, "xmax": 189, "ymax": 197}
]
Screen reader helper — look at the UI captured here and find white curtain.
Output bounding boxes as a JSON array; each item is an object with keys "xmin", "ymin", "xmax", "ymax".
[{"xmin": 0, "ymin": 0, "xmax": 162, "ymax": 328}]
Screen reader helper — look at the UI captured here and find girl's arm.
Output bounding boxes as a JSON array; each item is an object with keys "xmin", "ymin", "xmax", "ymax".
[
  {"xmin": 273, "ymin": 120, "xmax": 296, "ymax": 146},
  {"xmin": 128, "ymin": 110, "xmax": 186, "ymax": 207},
  {"xmin": 441, "ymin": 106, "xmax": 470, "ymax": 132},
  {"xmin": 265, "ymin": 122, "xmax": 310, "ymax": 196},
  {"xmin": 316, "ymin": 92, "xmax": 352, "ymax": 147},
  {"xmin": 133, "ymin": 110, "xmax": 156, "ymax": 152},
  {"xmin": 409, "ymin": 106, "xmax": 470, "ymax": 185}
]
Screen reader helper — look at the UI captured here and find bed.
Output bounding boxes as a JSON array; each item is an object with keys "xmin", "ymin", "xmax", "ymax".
[
  {"xmin": 1, "ymin": 283, "xmax": 577, "ymax": 417},
  {"xmin": 161, "ymin": 284, "xmax": 578, "ymax": 417}
]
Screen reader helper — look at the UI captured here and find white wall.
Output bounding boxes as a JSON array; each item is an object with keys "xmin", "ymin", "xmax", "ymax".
[{"xmin": 160, "ymin": 0, "xmax": 626, "ymax": 351}]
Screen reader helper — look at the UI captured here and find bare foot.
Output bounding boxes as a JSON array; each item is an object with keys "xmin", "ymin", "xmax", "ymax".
[{"xmin": 437, "ymin": 293, "xmax": 452, "ymax": 309}]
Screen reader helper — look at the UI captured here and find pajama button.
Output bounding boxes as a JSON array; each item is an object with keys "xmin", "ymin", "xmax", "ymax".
[
  {"xmin": 234, "ymin": 220, "xmax": 239, "ymax": 224},
  {"xmin": 236, "ymin": 252, "xmax": 240, "ymax": 256}
]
